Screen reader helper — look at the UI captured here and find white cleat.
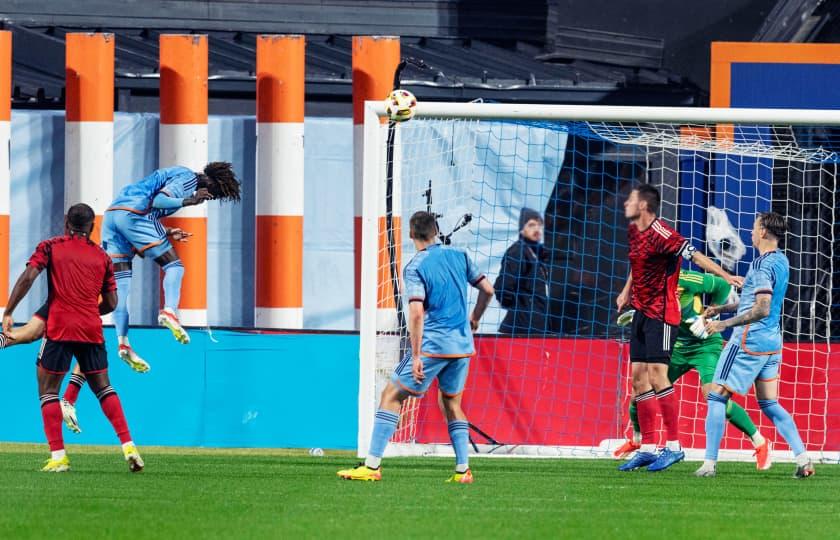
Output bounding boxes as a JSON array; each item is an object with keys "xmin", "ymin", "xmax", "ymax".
[
  {"xmin": 694, "ymin": 464, "xmax": 717, "ymax": 477},
  {"xmin": 118, "ymin": 344, "xmax": 151, "ymax": 373},
  {"xmin": 60, "ymin": 399, "xmax": 81, "ymax": 434},
  {"xmin": 158, "ymin": 308, "xmax": 190, "ymax": 344},
  {"xmin": 123, "ymin": 444, "xmax": 145, "ymax": 473}
]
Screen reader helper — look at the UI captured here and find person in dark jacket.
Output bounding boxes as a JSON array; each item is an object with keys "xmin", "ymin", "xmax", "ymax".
[{"xmin": 495, "ymin": 208, "xmax": 551, "ymax": 334}]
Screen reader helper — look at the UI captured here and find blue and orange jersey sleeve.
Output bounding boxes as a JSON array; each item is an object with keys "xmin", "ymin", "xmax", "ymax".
[
  {"xmin": 403, "ymin": 259, "xmax": 426, "ymax": 303},
  {"xmin": 159, "ymin": 167, "xmax": 198, "ymax": 199},
  {"xmin": 464, "ymin": 251, "xmax": 485, "ymax": 286}
]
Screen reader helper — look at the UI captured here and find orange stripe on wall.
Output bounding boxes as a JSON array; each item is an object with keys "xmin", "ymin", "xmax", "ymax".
[
  {"xmin": 66, "ymin": 33, "xmax": 114, "ymax": 122},
  {"xmin": 90, "ymin": 214, "xmax": 103, "ymax": 246},
  {"xmin": 0, "ymin": 32, "xmax": 10, "ymax": 122},
  {"xmin": 255, "ymin": 215, "xmax": 303, "ymax": 307},
  {"xmin": 160, "ymin": 35, "xmax": 208, "ymax": 125},
  {"xmin": 376, "ymin": 215, "xmax": 401, "ymax": 309},
  {"xmin": 352, "ymin": 36, "xmax": 400, "ymax": 125},
  {"xmin": 256, "ymin": 35, "xmax": 305, "ymax": 123},
  {"xmin": 161, "ymin": 216, "xmax": 206, "ymax": 309}
]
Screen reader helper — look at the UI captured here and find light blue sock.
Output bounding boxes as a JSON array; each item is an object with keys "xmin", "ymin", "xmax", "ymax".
[
  {"xmin": 367, "ymin": 409, "xmax": 399, "ymax": 465},
  {"xmin": 113, "ymin": 271, "xmax": 132, "ymax": 338},
  {"xmin": 161, "ymin": 261, "xmax": 184, "ymax": 310},
  {"xmin": 759, "ymin": 399, "xmax": 806, "ymax": 456},
  {"xmin": 704, "ymin": 391, "xmax": 729, "ymax": 460},
  {"xmin": 448, "ymin": 420, "xmax": 470, "ymax": 472}
]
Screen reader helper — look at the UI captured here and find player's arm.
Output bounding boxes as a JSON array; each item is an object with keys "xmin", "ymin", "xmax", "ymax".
[
  {"xmin": 3, "ymin": 242, "xmax": 49, "ymax": 332},
  {"xmin": 470, "ymin": 277, "xmax": 494, "ymax": 331},
  {"xmin": 705, "ymin": 293, "xmax": 770, "ymax": 334},
  {"xmin": 152, "ymin": 188, "xmax": 212, "ymax": 210},
  {"xmin": 408, "ymin": 301, "xmax": 425, "ymax": 383},
  {"xmin": 616, "ymin": 271, "xmax": 632, "ymax": 311},
  {"xmin": 690, "ymin": 251, "xmax": 743, "ymax": 289},
  {"xmin": 99, "ymin": 258, "xmax": 118, "ymax": 316}
]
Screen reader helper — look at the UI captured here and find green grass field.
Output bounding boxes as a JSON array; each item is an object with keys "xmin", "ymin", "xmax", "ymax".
[{"xmin": 0, "ymin": 443, "xmax": 837, "ymax": 539}]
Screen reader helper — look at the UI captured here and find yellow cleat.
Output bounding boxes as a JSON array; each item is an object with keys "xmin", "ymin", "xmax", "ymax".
[
  {"xmin": 41, "ymin": 455, "xmax": 70, "ymax": 473},
  {"xmin": 123, "ymin": 444, "xmax": 145, "ymax": 473},
  {"xmin": 118, "ymin": 345, "xmax": 151, "ymax": 373},
  {"xmin": 337, "ymin": 463, "xmax": 381, "ymax": 481},
  {"xmin": 158, "ymin": 308, "xmax": 190, "ymax": 344},
  {"xmin": 445, "ymin": 469, "xmax": 474, "ymax": 484}
]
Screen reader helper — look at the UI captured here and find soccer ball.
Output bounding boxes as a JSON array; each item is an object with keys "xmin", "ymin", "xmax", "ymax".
[{"xmin": 384, "ymin": 89, "xmax": 417, "ymax": 122}]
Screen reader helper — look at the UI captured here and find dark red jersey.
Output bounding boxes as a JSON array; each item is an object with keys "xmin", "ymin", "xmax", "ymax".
[
  {"xmin": 27, "ymin": 235, "xmax": 116, "ymax": 343},
  {"xmin": 627, "ymin": 218, "xmax": 689, "ymax": 326}
]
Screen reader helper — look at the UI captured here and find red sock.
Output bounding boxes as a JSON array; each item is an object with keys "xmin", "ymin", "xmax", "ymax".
[
  {"xmin": 635, "ymin": 390, "xmax": 658, "ymax": 445},
  {"xmin": 655, "ymin": 386, "xmax": 681, "ymax": 443},
  {"xmin": 63, "ymin": 373, "xmax": 86, "ymax": 405},
  {"xmin": 99, "ymin": 391, "xmax": 132, "ymax": 444},
  {"xmin": 40, "ymin": 398, "xmax": 64, "ymax": 452}
]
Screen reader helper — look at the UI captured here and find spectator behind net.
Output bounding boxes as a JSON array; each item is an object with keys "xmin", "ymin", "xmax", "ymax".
[{"xmin": 494, "ymin": 208, "xmax": 551, "ymax": 335}]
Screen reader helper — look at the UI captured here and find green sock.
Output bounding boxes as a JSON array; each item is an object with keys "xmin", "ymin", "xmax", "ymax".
[
  {"xmin": 725, "ymin": 399, "xmax": 757, "ymax": 437},
  {"xmin": 629, "ymin": 400, "xmax": 640, "ymax": 435}
]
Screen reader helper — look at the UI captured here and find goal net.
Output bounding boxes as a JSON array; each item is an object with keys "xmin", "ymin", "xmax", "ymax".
[{"xmin": 357, "ymin": 103, "xmax": 839, "ymax": 462}]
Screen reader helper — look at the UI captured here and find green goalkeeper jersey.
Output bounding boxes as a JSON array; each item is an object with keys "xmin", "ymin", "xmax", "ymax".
[{"xmin": 674, "ymin": 270, "xmax": 731, "ymax": 355}]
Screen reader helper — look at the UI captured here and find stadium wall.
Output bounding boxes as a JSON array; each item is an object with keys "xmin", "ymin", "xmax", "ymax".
[{"xmin": 3, "ymin": 329, "xmax": 360, "ymax": 449}]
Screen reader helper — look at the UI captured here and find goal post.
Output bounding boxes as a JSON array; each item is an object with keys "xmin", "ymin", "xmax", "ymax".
[{"xmin": 358, "ymin": 101, "xmax": 839, "ymax": 461}]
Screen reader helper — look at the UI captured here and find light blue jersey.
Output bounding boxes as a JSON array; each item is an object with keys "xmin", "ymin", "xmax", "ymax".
[
  {"xmin": 714, "ymin": 249, "xmax": 788, "ymax": 395},
  {"xmin": 402, "ymin": 244, "xmax": 485, "ymax": 357},
  {"xmin": 109, "ymin": 166, "xmax": 198, "ymax": 218},
  {"xmin": 729, "ymin": 250, "xmax": 789, "ymax": 355}
]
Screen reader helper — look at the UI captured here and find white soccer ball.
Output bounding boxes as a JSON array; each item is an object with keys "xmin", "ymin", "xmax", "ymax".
[{"xmin": 384, "ymin": 89, "xmax": 417, "ymax": 122}]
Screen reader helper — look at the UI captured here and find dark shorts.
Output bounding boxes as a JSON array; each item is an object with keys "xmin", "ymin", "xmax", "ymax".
[
  {"xmin": 629, "ymin": 311, "xmax": 678, "ymax": 364},
  {"xmin": 37, "ymin": 340, "xmax": 108, "ymax": 375}
]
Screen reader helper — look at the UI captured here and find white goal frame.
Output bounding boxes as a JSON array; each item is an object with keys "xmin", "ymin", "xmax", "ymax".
[{"xmin": 358, "ymin": 101, "xmax": 840, "ymax": 461}]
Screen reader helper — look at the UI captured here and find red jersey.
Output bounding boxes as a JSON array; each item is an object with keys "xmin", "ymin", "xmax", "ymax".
[
  {"xmin": 27, "ymin": 235, "xmax": 116, "ymax": 343},
  {"xmin": 627, "ymin": 218, "xmax": 689, "ymax": 326}
]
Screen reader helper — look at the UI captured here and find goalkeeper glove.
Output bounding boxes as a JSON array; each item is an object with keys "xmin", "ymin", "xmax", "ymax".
[{"xmin": 687, "ymin": 316, "xmax": 709, "ymax": 339}]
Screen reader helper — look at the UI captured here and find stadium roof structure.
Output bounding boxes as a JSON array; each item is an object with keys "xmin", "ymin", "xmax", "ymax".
[{"xmin": 6, "ymin": 24, "xmax": 703, "ymax": 113}]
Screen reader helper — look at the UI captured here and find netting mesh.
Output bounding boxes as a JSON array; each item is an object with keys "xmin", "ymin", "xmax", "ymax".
[{"xmin": 367, "ymin": 116, "xmax": 837, "ymax": 460}]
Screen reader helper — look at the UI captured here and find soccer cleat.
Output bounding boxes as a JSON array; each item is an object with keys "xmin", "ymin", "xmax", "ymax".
[
  {"xmin": 123, "ymin": 444, "xmax": 145, "ymax": 473},
  {"xmin": 445, "ymin": 469, "xmax": 474, "ymax": 484},
  {"xmin": 613, "ymin": 439, "xmax": 641, "ymax": 459},
  {"xmin": 41, "ymin": 455, "xmax": 70, "ymax": 473},
  {"xmin": 793, "ymin": 460, "xmax": 815, "ymax": 479},
  {"xmin": 158, "ymin": 308, "xmax": 190, "ymax": 345},
  {"xmin": 694, "ymin": 464, "xmax": 716, "ymax": 477},
  {"xmin": 754, "ymin": 441, "xmax": 772, "ymax": 471},
  {"xmin": 647, "ymin": 448, "xmax": 685, "ymax": 472},
  {"xmin": 618, "ymin": 451, "xmax": 658, "ymax": 471},
  {"xmin": 118, "ymin": 345, "xmax": 151, "ymax": 373},
  {"xmin": 60, "ymin": 398, "xmax": 81, "ymax": 434},
  {"xmin": 337, "ymin": 463, "xmax": 381, "ymax": 481}
]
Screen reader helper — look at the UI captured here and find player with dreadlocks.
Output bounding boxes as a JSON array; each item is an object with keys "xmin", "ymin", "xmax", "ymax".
[{"xmin": 95, "ymin": 162, "xmax": 241, "ymax": 370}]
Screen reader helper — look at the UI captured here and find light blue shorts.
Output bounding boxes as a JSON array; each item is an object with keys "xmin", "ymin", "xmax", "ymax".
[
  {"xmin": 713, "ymin": 340, "xmax": 781, "ymax": 395},
  {"xmin": 391, "ymin": 354, "xmax": 470, "ymax": 397},
  {"xmin": 101, "ymin": 210, "xmax": 173, "ymax": 261}
]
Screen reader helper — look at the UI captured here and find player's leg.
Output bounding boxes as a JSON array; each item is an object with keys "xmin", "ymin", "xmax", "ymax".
[
  {"xmin": 338, "ymin": 354, "xmax": 440, "ymax": 481},
  {"xmin": 753, "ymin": 357, "xmax": 813, "ymax": 478},
  {"xmin": 36, "ymin": 340, "xmax": 72, "ymax": 472},
  {"xmin": 618, "ymin": 361, "xmax": 660, "ymax": 471},
  {"xmin": 102, "ymin": 211, "xmax": 150, "ymax": 372},
  {"xmin": 644, "ymin": 319, "xmax": 684, "ymax": 472},
  {"xmin": 695, "ymin": 350, "xmax": 768, "ymax": 468},
  {"xmin": 60, "ymin": 363, "xmax": 85, "ymax": 433},
  {"xmin": 438, "ymin": 357, "xmax": 472, "ymax": 483},
  {"xmin": 154, "ymin": 249, "xmax": 189, "ymax": 344},
  {"xmin": 697, "ymin": 342, "xmax": 756, "ymax": 476},
  {"xmin": 80, "ymin": 344, "xmax": 143, "ymax": 472}
]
